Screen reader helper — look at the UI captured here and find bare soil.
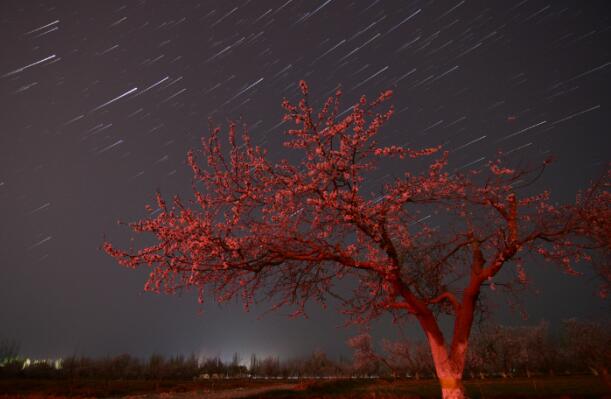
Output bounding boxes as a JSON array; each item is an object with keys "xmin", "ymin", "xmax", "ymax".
[
  {"xmin": 1, "ymin": 375, "xmax": 610, "ymax": 398},
  {"xmin": 116, "ymin": 382, "xmax": 299, "ymax": 399}
]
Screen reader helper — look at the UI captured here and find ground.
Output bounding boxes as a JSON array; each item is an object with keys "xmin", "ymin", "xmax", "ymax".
[{"xmin": 1, "ymin": 376, "xmax": 610, "ymax": 398}]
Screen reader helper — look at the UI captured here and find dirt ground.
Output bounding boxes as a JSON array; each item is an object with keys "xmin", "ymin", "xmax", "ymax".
[
  {"xmin": 2, "ymin": 376, "xmax": 610, "ymax": 398},
  {"xmin": 0, "ymin": 379, "xmax": 300, "ymax": 399},
  {"xmin": 116, "ymin": 383, "xmax": 299, "ymax": 399}
]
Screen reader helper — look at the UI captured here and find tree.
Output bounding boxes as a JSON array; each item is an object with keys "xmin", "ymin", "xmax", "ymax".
[
  {"xmin": 228, "ymin": 352, "xmax": 247, "ymax": 377},
  {"xmin": 105, "ymin": 81, "xmax": 609, "ymax": 399},
  {"xmin": 302, "ymin": 350, "xmax": 338, "ymax": 377},
  {"xmin": 346, "ymin": 333, "xmax": 384, "ymax": 377},
  {"xmin": 346, "ymin": 332, "xmax": 435, "ymax": 378},
  {"xmin": 466, "ymin": 322, "xmax": 555, "ymax": 378},
  {"xmin": 383, "ymin": 337, "xmax": 434, "ymax": 379},
  {"xmin": 0, "ymin": 338, "xmax": 20, "ymax": 365},
  {"xmin": 561, "ymin": 319, "xmax": 611, "ymax": 388}
]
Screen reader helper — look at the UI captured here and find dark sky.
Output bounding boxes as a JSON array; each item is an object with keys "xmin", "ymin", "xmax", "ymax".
[{"xmin": 0, "ymin": 0, "xmax": 609, "ymax": 361}]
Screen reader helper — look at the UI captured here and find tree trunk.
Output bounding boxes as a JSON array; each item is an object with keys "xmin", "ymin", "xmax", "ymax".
[
  {"xmin": 427, "ymin": 335, "xmax": 467, "ymax": 399},
  {"xmin": 439, "ymin": 375, "xmax": 466, "ymax": 399},
  {"xmin": 436, "ymin": 362, "xmax": 466, "ymax": 399}
]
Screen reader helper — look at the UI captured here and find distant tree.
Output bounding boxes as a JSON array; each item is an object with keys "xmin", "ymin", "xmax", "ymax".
[
  {"xmin": 106, "ymin": 354, "xmax": 142, "ymax": 379},
  {"xmin": 249, "ymin": 353, "xmax": 258, "ymax": 375},
  {"xmin": 146, "ymin": 353, "xmax": 167, "ymax": 382},
  {"xmin": 561, "ymin": 319, "xmax": 611, "ymax": 388},
  {"xmin": 228, "ymin": 352, "xmax": 246, "ymax": 376},
  {"xmin": 62, "ymin": 356, "xmax": 95, "ymax": 379},
  {"xmin": 105, "ymin": 81, "xmax": 609, "ymax": 399},
  {"xmin": 259, "ymin": 355, "xmax": 280, "ymax": 377},
  {"xmin": 165, "ymin": 354, "xmax": 200, "ymax": 379},
  {"xmin": 302, "ymin": 350, "xmax": 337, "ymax": 377},
  {"xmin": 466, "ymin": 322, "xmax": 555, "ymax": 378},
  {"xmin": 519, "ymin": 322, "xmax": 556, "ymax": 376},
  {"xmin": 346, "ymin": 333, "xmax": 383, "ymax": 376},
  {"xmin": 0, "ymin": 338, "xmax": 20, "ymax": 364},
  {"xmin": 382, "ymin": 338, "xmax": 434, "ymax": 379}
]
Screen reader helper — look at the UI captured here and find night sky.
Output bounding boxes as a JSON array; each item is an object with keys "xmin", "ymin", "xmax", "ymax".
[{"xmin": 1, "ymin": 0, "xmax": 610, "ymax": 361}]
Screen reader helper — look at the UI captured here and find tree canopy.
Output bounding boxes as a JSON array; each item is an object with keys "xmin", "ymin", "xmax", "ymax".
[{"xmin": 105, "ymin": 81, "xmax": 609, "ymax": 399}]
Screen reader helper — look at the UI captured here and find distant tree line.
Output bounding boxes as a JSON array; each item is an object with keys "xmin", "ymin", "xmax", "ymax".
[
  {"xmin": 349, "ymin": 319, "xmax": 610, "ymax": 387},
  {"xmin": 0, "ymin": 350, "xmax": 347, "ymax": 380},
  {"xmin": 0, "ymin": 319, "xmax": 608, "ymax": 383}
]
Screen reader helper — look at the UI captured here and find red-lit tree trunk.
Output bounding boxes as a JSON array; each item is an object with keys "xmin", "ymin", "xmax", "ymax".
[
  {"xmin": 391, "ymin": 284, "xmax": 475, "ymax": 398},
  {"xmin": 416, "ymin": 314, "xmax": 464, "ymax": 399},
  {"xmin": 427, "ymin": 338, "xmax": 466, "ymax": 399},
  {"xmin": 416, "ymin": 292, "xmax": 478, "ymax": 399}
]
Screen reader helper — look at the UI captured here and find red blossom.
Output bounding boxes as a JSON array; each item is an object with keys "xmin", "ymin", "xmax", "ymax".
[{"xmin": 104, "ymin": 81, "xmax": 610, "ymax": 399}]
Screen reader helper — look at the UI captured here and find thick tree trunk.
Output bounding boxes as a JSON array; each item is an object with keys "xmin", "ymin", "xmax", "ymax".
[
  {"xmin": 439, "ymin": 375, "xmax": 466, "ymax": 399},
  {"xmin": 426, "ymin": 333, "xmax": 468, "ymax": 399},
  {"xmin": 436, "ymin": 358, "xmax": 467, "ymax": 399},
  {"xmin": 395, "ymin": 268, "xmax": 478, "ymax": 399}
]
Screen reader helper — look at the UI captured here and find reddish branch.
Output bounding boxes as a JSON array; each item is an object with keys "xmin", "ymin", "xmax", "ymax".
[{"xmin": 105, "ymin": 81, "xmax": 609, "ymax": 399}]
